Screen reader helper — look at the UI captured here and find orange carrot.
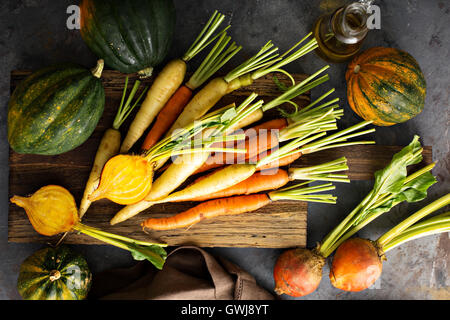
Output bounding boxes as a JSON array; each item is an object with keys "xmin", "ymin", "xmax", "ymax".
[
  {"xmin": 142, "ymin": 194, "xmax": 271, "ymax": 230},
  {"xmin": 212, "ymin": 118, "xmax": 287, "ymax": 149},
  {"xmin": 199, "ymin": 147, "xmax": 301, "ymax": 173},
  {"xmin": 245, "ymin": 118, "xmax": 288, "ymax": 136},
  {"xmin": 255, "ymin": 150, "xmax": 302, "ymax": 171},
  {"xmin": 194, "ymin": 129, "xmax": 279, "ymax": 174},
  {"xmin": 142, "ymin": 176, "xmax": 340, "ymax": 230},
  {"xmin": 187, "ymin": 169, "xmax": 289, "ymax": 201},
  {"xmin": 187, "ymin": 157, "xmax": 349, "ymax": 202},
  {"xmin": 141, "ymin": 85, "xmax": 193, "ymax": 151}
]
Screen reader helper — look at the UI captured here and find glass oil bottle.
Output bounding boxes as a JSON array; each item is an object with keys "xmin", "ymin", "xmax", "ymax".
[{"xmin": 313, "ymin": 1, "xmax": 371, "ymax": 63}]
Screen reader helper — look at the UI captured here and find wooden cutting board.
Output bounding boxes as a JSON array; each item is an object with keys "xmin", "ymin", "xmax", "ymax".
[{"xmin": 7, "ymin": 70, "xmax": 432, "ymax": 248}]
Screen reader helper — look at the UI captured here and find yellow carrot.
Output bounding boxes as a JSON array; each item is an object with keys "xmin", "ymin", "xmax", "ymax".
[{"xmin": 120, "ymin": 60, "xmax": 186, "ymax": 153}]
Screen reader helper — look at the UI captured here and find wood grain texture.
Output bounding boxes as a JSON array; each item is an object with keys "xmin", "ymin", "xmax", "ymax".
[{"xmin": 8, "ymin": 70, "xmax": 432, "ymax": 248}]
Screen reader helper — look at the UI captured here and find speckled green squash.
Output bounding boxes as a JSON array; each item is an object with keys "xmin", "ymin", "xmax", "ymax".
[
  {"xmin": 8, "ymin": 61, "xmax": 105, "ymax": 155},
  {"xmin": 17, "ymin": 246, "xmax": 92, "ymax": 300},
  {"xmin": 80, "ymin": 0, "xmax": 176, "ymax": 77},
  {"xmin": 346, "ymin": 47, "xmax": 427, "ymax": 126}
]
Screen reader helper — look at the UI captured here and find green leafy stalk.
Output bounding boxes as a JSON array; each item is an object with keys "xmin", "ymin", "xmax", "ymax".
[
  {"xmin": 284, "ymin": 88, "xmax": 338, "ymax": 121},
  {"xmin": 224, "ymin": 32, "xmax": 318, "ymax": 85},
  {"xmin": 113, "ymin": 77, "xmax": 148, "ymax": 130},
  {"xmin": 322, "ymin": 166, "xmax": 437, "ymax": 256},
  {"xmin": 186, "ymin": 31, "xmax": 242, "ymax": 89},
  {"xmin": 382, "ymin": 211, "xmax": 450, "ymax": 253},
  {"xmin": 261, "ymin": 66, "xmax": 330, "ymax": 112},
  {"xmin": 251, "ymin": 32, "xmax": 318, "ymax": 80},
  {"xmin": 288, "ymin": 157, "xmax": 350, "ymax": 183},
  {"xmin": 377, "ymin": 193, "xmax": 450, "ymax": 249},
  {"xmin": 352, "ymin": 163, "xmax": 437, "ymax": 226},
  {"xmin": 224, "ymin": 41, "xmax": 280, "ymax": 83},
  {"xmin": 73, "ymin": 223, "xmax": 167, "ymax": 270},
  {"xmin": 258, "ymin": 121, "xmax": 374, "ymax": 169},
  {"xmin": 183, "ymin": 10, "xmax": 229, "ymax": 62},
  {"xmin": 268, "ymin": 181, "xmax": 337, "ymax": 204},
  {"xmin": 298, "ymin": 121, "xmax": 375, "ymax": 155},
  {"xmin": 279, "ymin": 107, "xmax": 341, "ymax": 142},
  {"xmin": 319, "ymin": 136, "xmax": 437, "ymax": 257}
]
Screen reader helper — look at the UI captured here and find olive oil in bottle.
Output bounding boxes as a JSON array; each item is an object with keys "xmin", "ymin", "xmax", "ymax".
[{"xmin": 313, "ymin": 1, "xmax": 370, "ymax": 63}]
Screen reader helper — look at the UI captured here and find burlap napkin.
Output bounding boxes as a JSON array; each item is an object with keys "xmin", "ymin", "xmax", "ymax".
[{"xmin": 89, "ymin": 246, "xmax": 274, "ymax": 300}]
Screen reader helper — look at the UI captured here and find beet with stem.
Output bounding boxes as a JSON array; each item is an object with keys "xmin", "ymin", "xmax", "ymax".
[{"xmin": 330, "ymin": 193, "xmax": 450, "ymax": 292}]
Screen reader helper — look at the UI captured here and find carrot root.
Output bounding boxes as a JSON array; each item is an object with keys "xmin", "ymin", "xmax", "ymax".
[
  {"xmin": 120, "ymin": 59, "xmax": 186, "ymax": 153},
  {"xmin": 142, "ymin": 194, "xmax": 271, "ymax": 230},
  {"xmin": 164, "ymin": 164, "xmax": 257, "ymax": 203},
  {"xmin": 188, "ymin": 169, "xmax": 289, "ymax": 201},
  {"xmin": 256, "ymin": 151, "xmax": 302, "ymax": 171},
  {"xmin": 141, "ymin": 85, "xmax": 193, "ymax": 151}
]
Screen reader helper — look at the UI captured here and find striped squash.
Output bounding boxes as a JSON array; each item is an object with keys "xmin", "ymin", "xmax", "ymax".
[
  {"xmin": 80, "ymin": 0, "xmax": 176, "ymax": 77},
  {"xmin": 346, "ymin": 47, "xmax": 426, "ymax": 126},
  {"xmin": 8, "ymin": 60, "xmax": 105, "ymax": 155},
  {"xmin": 17, "ymin": 246, "xmax": 92, "ymax": 300}
]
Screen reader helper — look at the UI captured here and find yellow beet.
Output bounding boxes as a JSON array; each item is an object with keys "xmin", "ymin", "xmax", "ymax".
[
  {"xmin": 89, "ymin": 155, "xmax": 154, "ymax": 205},
  {"xmin": 10, "ymin": 185, "xmax": 78, "ymax": 236}
]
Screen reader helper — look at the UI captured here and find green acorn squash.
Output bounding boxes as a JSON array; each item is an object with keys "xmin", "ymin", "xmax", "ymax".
[
  {"xmin": 80, "ymin": 0, "xmax": 176, "ymax": 77},
  {"xmin": 346, "ymin": 47, "xmax": 426, "ymax": 126},
  {"xmin": 17, "ymin": 246, "xmax": 92, "ymax": 300},
  {"xmin": 8, "ymin": 60, "xmax": 105, "ymax": 155}
]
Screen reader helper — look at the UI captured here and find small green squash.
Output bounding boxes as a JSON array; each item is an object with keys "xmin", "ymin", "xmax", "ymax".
[
  {"xmin": 346, "ymin": 47, "xmax": 426, "ymax": 126},
  {"xmin": 80, "ymin": 0, "xmax": 176, "ymax": 77},
  {"xmin": 8, "ymin": 60, "xmax": 105, "ymax": 155},
  {"xmin": 17, "ymin": 246, "xmax": 92, "ymax": 300}
]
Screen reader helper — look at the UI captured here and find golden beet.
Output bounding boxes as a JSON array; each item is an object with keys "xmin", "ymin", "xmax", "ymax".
[
  {"xmin": 330, "ymin": 238, "xmax": 383, "ymax": 292},
  {"xmin": 10, "ymin": 185, "xmax": 78, "ymax": 236},
  {"xmin": 89, "ymin": 154, "xmax": 154, "ymax": 205}
]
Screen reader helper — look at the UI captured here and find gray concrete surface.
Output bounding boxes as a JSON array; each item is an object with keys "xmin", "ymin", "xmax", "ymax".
[{"xmin": 0, "ymin": 0, "xmax": 449, "ymax": 300}]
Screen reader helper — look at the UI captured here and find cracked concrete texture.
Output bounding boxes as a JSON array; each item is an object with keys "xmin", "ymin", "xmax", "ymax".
[{"xmin": 0, "ymin": 0, "xmax": 448, "ymax": 300}]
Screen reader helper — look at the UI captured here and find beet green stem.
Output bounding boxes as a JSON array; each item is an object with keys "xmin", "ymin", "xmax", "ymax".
[
  {"xmin": 382, "ymin": 212, "xmax": 450, "ymax": 253},
  {"xmin": 377, "ymin": 193, "xmax": 450, "ymax": 248}
]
